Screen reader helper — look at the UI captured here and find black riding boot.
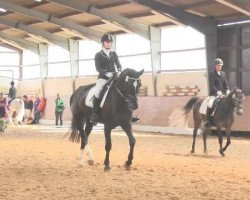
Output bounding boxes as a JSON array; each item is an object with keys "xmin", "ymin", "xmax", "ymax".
[
  {"xmin": 90, "ymin": 96, "xmax": 100, "ymax": 125},
  {"xmin": 204, "ymin": 108, "xmax": 212, "ymax": 127}
]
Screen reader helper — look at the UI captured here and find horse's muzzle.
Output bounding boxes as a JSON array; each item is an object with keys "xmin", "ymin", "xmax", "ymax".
[
  {"xmin": 236, "ymin": 109, "xmax": 243, "ymax": 115},
  {"xmin": 127, "ymin": 101, "xmax": 138, "ymax": 111}
]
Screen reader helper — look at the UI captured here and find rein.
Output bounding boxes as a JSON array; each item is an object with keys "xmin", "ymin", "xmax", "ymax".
[{"xmin": 112, "ymin": 75, "xmax": 140, "ymax": 102}]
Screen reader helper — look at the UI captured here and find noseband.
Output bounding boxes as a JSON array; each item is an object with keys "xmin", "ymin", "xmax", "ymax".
[
  {"xmin": 232, "ymin": 93, "xmax": 244, "ymax": 110},
  {"xmin": 114, "ymin": 75, "xmax": 140, "ymax": 103}
]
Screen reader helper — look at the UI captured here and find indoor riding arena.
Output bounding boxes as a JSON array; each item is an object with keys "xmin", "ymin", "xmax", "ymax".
[{"xmin": 0, "ymin": 0, "xmax": 250, "ymax": 200}]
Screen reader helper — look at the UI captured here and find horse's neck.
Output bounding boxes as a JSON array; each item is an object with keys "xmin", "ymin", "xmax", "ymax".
[
  {"xmin": 109, "ymin": 86, "xmax": 129, "ymax": 113},
  {"xmin": 220, "ymin": 95, "xmax": 234, "ymax": 113}
]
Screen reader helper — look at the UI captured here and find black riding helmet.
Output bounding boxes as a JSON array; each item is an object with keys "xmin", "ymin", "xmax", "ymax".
[
  {"xmin": 101, "ymin": 34, "xmax": 113, "ymax": 43},
  {"xmin": 10, "ymin": 81, "xmax": 15, "ymax": 86}
]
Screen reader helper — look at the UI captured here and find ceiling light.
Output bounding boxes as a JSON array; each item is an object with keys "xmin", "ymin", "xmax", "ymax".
[
  {"xmin": 35, "ymin": 0, "xmax": 43, "ymax": 2},
  {"xmin": 0, "ymin": 8, "xmax": 7, "ymax": 12}
]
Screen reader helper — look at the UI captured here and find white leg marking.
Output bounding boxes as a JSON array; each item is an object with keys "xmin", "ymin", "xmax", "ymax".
[
  {"xmin": 85, "ymin": 145, "xmax": 95, "ymax": 165},
  {"xmin": 79, "ymin": 149, "xmax": 85, "ymax": 166}
]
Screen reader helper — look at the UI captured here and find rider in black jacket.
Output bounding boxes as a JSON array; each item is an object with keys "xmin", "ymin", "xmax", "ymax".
[
  {"xmin": 204, "ymin": 58, "xmax": 230, "ymax": 127},
  {"xmin": 90, "ymin": 34, "xmax": 122, "ymax": 125}
]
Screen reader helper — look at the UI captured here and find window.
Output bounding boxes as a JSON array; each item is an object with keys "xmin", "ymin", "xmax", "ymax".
[
  {"xmin": 23, "ymin": 50, "xmax": 39, "ymax": 65},
  {"xmin": 116, "ymin": 34, "xmax": 150, "ymax": 56},
  {"xmin": 48, "ymin": 45, "xmax": 69, "ymax": 62},
  {"xmin": 119, "ymin": 54, "xmax": 151, "ymax": 72},
  {"xmin": 79, "ymin": 40, "xmax": 101, "ymax": 59},
  {"xmin": 161, "ymin": 26, "xmax": 206, "ymax": 70},
  {"xmin": 48, "ymin": 62, "xmax": 71, "ymax": 77},
  {"xmin": 23, "ymin": 65, "xmax": 40, "ymax": 79},
  {"xmin": 79, "ymin": 60, "xmax": 97, "ymax": 76}
]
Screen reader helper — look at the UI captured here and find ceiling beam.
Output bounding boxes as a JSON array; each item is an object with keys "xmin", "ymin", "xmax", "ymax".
[
  {"xmin": 0, "ymin": 42, "xmax": 21, "ymax": 52},
  {"xmin": 215, "ymin": 0, "xmax": 250, "ymax": 16},
  {"xmin": 0, "ymin": 32, "xmax": 39, "ymax": 54},
  {"xmin": 0, "ymin": 1, "xmax": 102, "ymax": 42},
  {"xmin": 132, "ymin": 0, "xmax": 216, "ymax": 34},
  {"xmin": 48, "ymin": 0, "xmax": 150, "ymax": 40},
  {"xmin": 0, "ymin": 18, "xmax": 69, "ymax": 50}
]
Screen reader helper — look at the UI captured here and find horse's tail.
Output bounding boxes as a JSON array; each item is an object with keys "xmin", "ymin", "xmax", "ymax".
[
  {"xmin": 69, "ymin": 114, "xmax": 81, "ymax": 143},
  {"xmin": 182, "ymin": 96, "xmax": 200, "ymax": 120}
]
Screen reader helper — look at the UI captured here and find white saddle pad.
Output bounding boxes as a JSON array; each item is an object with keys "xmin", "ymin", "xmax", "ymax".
[
  {"xmin": 199, "ymin": 96, "xmax": 216, "ymax": 115},
  {"xmin": 85, "ymin": 86, "xmax": 110, "ymax": 108}
]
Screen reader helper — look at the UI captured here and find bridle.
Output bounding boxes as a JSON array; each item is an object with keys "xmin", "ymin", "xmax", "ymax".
[
  {"xmin": 232, "ymin": 92, "xmax": 244, "ymax": 111},
  {"xmin": 113, "ymin": 75, "xmax": 140, "ymax": 103}
]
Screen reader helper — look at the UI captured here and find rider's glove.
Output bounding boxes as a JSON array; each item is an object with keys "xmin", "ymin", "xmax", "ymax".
[
  {"xmin": 105, "ymin": 72, "xmax": 113, "ymax": 78},
  {"xmin": 117, "ymin": 70, "xmax": 121, "ymax": 77},
  {"xmin": 226, "ymin": 90, "xmax": 230, "ymax": 95},
  {"xmin": 217, "ymin": 91, "xmax": 222, "ymax": 96}
]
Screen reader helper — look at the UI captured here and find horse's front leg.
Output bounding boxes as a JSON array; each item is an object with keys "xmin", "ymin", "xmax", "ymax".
[
  {"xmin": 121, "ymin": 123, "xmax": 135, "ymax": 170},
  {"xmin": 217, "ymin": 126, "xmax": 224, "ymax": 156},
  {"xmin": 222, "ymin": 126, "xmax": 231, "ymax": 154},
  {"xmin": 104, "ymin": 125, "xmax": 112, "ymax": 171}
]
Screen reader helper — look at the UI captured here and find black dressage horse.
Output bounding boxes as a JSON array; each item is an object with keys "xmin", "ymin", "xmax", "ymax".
[
  {"xmin": 69, "ymin": 68, "xmax": 144, "ymax": 170},
  {"xmin": 183, "ymin": 88, "xmax": 244, "ymax": 156}
]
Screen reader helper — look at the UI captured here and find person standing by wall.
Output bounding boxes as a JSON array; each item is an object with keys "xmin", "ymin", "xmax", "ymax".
[
  {"xmin": 33, "ymin": 95, "xmax": 41, "ymax": 120},
  {"xmin": 33, "ymin": 97, "xmax": 46, "ymax": 124},
  {"xmin": 55, "ymin": 93, "xmax": 65, "ymax": 126},
  {"xmin": 0, "ymin": 92, "xmax": 8, "ymax": 119},
  {"xmin": 23, "ymin": 95, "xmax": 33, "ymax": 123}
]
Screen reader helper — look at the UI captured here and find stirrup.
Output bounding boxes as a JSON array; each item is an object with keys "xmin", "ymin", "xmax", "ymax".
[
  {"xmin": 90, "ymin": 114, "xmax": 98, "ymax": 125},
  {"xmin": 131, "ymin": 116, "xmax": 140, "ymax": 123}
]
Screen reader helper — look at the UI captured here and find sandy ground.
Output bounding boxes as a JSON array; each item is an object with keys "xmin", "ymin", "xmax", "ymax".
[{"xmin": 0, "ymin": 125, "xmax": 249, "ymax": 200}]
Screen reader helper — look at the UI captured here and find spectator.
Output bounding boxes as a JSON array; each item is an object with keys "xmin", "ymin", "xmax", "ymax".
[
  {"xmin": 0, "ymin": 92, "xmax": 8, "ymax": 119},
  {"xmin": 33, "ymin": 97, "xmax": 46, "ymax": 124},
  {"xmin": 55, "ymin": 93, "xmax": 65, "ymax": 126},
  {"xmin": 33, "ymin": 95, "xmax": 41, "ymax": 119},
  {"xmin": 23, "ymin": 95, "xmax": 33, "ymax": 123}
]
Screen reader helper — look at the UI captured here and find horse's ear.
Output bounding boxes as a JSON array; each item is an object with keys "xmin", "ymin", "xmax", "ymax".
[{"xmin": 137, "ymin": 69, "xmax": 144, "ymax": 76}]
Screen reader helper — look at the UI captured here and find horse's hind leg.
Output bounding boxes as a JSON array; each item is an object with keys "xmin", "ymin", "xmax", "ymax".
[
  {"xmin": 85, "ymin": 120, "xmax": 94, "ymax": 165},
  {"xmin": 191, "ymin": 120, "xmax": 201, "ymax": 154},
  {"xmin": 222, "ymin": 126, "xmax": 231, "ymax": 155},
  {"xmin": 203, "ymin": 128, "xmax": 208, "ymax": 154},
  {"xmin": 104, "ymin": 125, "xmax": 112, "ymax": 171}
]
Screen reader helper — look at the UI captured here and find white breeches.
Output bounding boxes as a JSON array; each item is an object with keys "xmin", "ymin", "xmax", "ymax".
[{"xmin": 94, "ymin": 79, "xmax": 109, "ymax": 98}]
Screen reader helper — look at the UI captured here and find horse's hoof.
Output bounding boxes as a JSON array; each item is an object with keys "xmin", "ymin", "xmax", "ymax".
[
  {"xmin": 191, "ymin": 150, "xmax": 195, "ymax": 154},
  {"xmin": 87, "ymin": 160, "xmax": 95, "ymax": 166},
  {"xmin": 219, "ymin": 150, "xmax": 225, "ymax": 157},
  {"xmin": 104, "ymin": 165, "xmax": 111, "ymax": 171},
  {"xmin": 124, "ymin": 163, "xmax": 132, "ymax": 171}
]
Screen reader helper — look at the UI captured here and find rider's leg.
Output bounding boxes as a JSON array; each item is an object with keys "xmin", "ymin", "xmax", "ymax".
[
  {"xmin": 204, "ymin": 108, "xmax": 212, "ymax": 127},
  {"xmin": 90, "ymin": 79, "xmax": 108, "ymax": 125}
]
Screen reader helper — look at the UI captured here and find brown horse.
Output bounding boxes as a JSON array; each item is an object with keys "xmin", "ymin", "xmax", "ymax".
[{"xmin": 183, "ymin": 88, "xmax": 244, "ymax": 156}]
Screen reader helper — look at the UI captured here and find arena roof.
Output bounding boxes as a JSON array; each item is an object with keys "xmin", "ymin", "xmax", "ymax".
[{"xmin": 0, "ymin": 0, "xmax": 249, "ymax": 52}]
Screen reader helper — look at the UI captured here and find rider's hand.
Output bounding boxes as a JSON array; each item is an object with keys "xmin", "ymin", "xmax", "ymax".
[
  {"xmin": 105, "ymin": 72, "xmax": 113, "ymax": 78},
  {"xmin": 217, "ymin": 91, "xmax": 222, "ymax": 96},
  {"xmin": 117, "ymin": 70, "xmax": 121, "ymax": 77},
  {"xmin": 226, "ymin": 90, "xmax": 230, "ymax": 95}
]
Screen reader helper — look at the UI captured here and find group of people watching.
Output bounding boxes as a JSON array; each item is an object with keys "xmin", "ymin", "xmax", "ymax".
[{"xmin": 22, "ymin": 95, "xmax": 46, "ymax": 124}]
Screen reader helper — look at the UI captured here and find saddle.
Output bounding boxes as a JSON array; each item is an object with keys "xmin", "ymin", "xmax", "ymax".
[{"xmin": 85, "ymin": 81, "xmax": 113, "ymax": 108}]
